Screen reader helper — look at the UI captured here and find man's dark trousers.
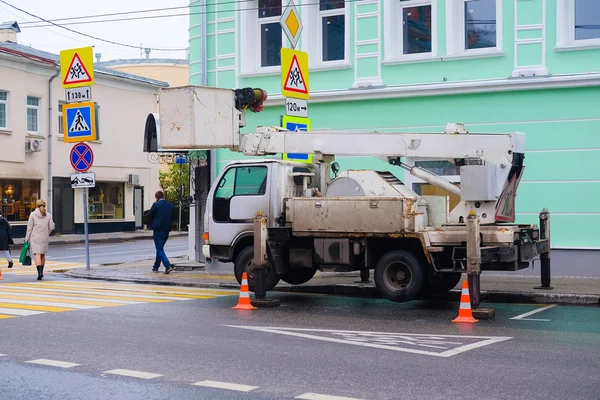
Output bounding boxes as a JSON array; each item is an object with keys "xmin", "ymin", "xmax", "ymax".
[
  {"xmin": 153, "ymin": 231, "xmax": 171, "ymax": 271},
  {"xmin": 148, "ymin": 198, "xmax": 175, "ymax": 271}
]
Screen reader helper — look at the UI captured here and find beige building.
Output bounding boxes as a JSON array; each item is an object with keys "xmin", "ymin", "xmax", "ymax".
[
  {"xmin": 97, "ymin": 56, "xmax": 190, "ymax": 174},
  {"xmin": 0, "ymin": 22, "xmax": 169, "ymax": 237},
  {"xmin": 96, "ymin": 57, "xmax": 189, "ymax": 87}
]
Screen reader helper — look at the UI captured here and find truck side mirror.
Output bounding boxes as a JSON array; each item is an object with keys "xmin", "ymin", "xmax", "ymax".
[{"xmin": 331, "ymin": 162, "xmax": 340, "ymax": 177}]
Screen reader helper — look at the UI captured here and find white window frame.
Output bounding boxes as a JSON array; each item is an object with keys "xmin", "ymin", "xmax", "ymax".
[
  {"xmin": 556, "ymin": 0, "xmax": 600, "ymax": 51},
  {"xmin": 26, "ymin": 95, "xmax": 41, "ymax": 135},
  {"xmin": 58, "ymin": 101, "xmax": 65, "ymax": 138},
  {"xmin": 446, "ymin": 0, "xmax": 503, "ymax": 59},
  {"xmin": 304, "ymin": 0, "xmax": 351, "ymax": 69},
  {"xmin": 384, "ymin": 0, "xmax": 437, "ymax": 63},
  {"xmin": 240, "ymin": 0, "xmax": 285, "ymax": 76},
  {"xmin": 0, "ymin": 90, "xmax": 8, "ymax": 131}
]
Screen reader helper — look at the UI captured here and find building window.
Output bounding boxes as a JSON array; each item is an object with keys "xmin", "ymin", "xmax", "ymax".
[
  {"xmin": 557, "ymin": 0, "xmax": 600, "ymax": 49},
  {"xmin": 0, "ymin": 91, "xmax": 7, "ymax": 130},
  {"xmin": 575, "ymin": 0, "xmax": 600, "ymax": 40},
  {"xmin": 0, "ymin": 179, "xmax": 41, "ymax": 222},
  {"xmin": 384, "ymin": 0, "xmax": 436, "ymax": 61},
  {"xmin": 58, "ymin": 102, "xmax": 65, "ymax": 136},
  {"xmin": 88, "ymin": 182, "xmax": 125, "ymax": 220},
  {"xmin": 446, "ymin": 0, "xmax": 502, "ymax": 57},
  {"xmin": 464, "ymin": 0, "xmax": 497, "ymax": 49},
  {"xmin": 27, "ymin": 96, "xmax": 40, "ymax": 133},
  {"xmin": 241, "ymin": 0, "xmax": 284, "ymax": 74},
  {"xmin": 259, "ymin": 0, "xmax": 282, "ymax": 67},
  {"xmin": 320, "ymin": 0, "xmax": 345, "ymax": 61}
]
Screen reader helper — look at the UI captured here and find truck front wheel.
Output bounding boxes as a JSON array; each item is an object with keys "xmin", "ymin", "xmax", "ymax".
[
  {"xmin": 234, "ymin": 246, "xmax": 280, "ymax": 292},
  {"xmin": 374, "ymin": 250, "xmax": 424, "ymax": 302}
]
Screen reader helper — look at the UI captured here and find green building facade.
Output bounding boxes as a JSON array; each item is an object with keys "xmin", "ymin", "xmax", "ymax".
[{"xmin": 188, "ymin": 0, "xmax": 600, "ymax": 249}]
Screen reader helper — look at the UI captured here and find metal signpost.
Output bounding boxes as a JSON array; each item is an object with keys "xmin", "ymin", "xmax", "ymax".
[
  {"xmin": 280, "ymin": 1, "xmax": 311, "ymax": 163},
  {"xmin": 70, "ymin": 143, "xmax": 94, "ymax": 270},
  {"xmin": 61, "ymin": 46, "xmax": 96, "ymax": 271}
]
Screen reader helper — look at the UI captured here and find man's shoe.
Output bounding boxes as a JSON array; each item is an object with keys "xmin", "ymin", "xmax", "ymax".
[
  {"xmin": 8, "ymin": 261, "xmax": 13, "ymax": 269},
  {"xmin": 152, "ymin": 269, "xmax": 159, "ymax": 273},
  {"xmin": 164, "ymin": 266, "xmax": 174, "ymax": 274}
]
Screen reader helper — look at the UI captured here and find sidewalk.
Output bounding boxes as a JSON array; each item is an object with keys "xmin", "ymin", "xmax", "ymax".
[
  {"xmin": 11, "ymin": 230, "xmax": 188, "ymax": 249},
  {"xmin": 64, "ymin": 257, "xmax": 600, "ymax": 306}
]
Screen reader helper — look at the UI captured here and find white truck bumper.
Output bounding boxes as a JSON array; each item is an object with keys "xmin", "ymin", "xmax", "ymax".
[{"xmin": 202, "ymin": 245, "xmax": 211, "ymax": 259}]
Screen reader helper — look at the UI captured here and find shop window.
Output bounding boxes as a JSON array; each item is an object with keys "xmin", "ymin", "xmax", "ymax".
[
  {"xmin": 88, "ymin": 182, "xmax": 125, "ymax": 220},
  {"xmin": 0, "ymin": 179, "xmax": 42, "ymax": 222}
]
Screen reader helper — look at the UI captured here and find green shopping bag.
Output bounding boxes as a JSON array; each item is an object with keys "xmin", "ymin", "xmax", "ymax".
[{"xmin": 19, "ymin": 242, "xmax": 32, "ymax": 266}]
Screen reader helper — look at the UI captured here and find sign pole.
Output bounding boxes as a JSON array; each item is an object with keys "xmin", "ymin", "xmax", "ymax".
[{"xmin": 83, "ymin": 188, "xmax": 90, "ymax": 270}]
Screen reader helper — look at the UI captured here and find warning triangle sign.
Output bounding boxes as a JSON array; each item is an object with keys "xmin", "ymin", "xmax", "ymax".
[
  {"xmin": 283, "ymin": 55, "xmax": 308, "ymax": 94},
  {"xmin": 69, "ymin": 110, "xmax": 90, "ymax": 132},
  {"xmin": 63, "ymin": 53, "xmax": 92, "ymax": 85}
]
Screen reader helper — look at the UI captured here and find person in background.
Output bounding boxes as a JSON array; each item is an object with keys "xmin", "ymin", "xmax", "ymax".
[
  {"xmin": 147, "ymin": 190, "xmax": 175, "ymax": 274},
  {"xmin": 25, "ymin": 199, "xmax": 55, "ymax": 280},
  {"xmin": 0, "ymin": 210, "xmax": 14, "ymax": 269}
]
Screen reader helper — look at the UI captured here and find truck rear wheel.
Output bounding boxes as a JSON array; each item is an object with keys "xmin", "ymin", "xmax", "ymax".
[
  {"xmin": 374, "ymin": 250, "xmax": 424, "ymax": 302},
  {"xmin": 234, "ymin": 246, "xmax": 280, "ymax": 292},
  {"xmin": 280, "ymin": 268, "xmax": 317, "ymax": 285}
]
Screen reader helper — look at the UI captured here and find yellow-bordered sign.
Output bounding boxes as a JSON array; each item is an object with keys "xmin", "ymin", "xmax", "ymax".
[
  {"xmin": 281, "ymin": 48, "xmax": 309, "ymax": 100},
  {"xmin": 60, "ymin": 46, "xmax": 94, "ymax": 89},
  {"xmin": 281, "ymin": 115, "xmax": 312, "ymax": 163},
  {"xmin": 62, "ymin": 101, "xmax": 97, "ymax": 143}
]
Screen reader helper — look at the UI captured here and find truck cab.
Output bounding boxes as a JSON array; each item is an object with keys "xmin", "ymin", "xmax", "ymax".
[{"xmin": 202, "ymin": 159, "xmax": 320, "ymax": 288}]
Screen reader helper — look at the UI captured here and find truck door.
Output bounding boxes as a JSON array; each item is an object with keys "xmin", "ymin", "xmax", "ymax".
[{"xmin": 208, "ymin": 163, "xmax": 271, "ymax": 246}]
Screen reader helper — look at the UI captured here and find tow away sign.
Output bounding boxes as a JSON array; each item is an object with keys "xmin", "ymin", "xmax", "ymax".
[
  {"xmin": 71, "ymin": 172, "xmax": 96, "ymax": 189},
  {"xmin": 285, "ymin": 98, "xmax": 308, "ymax": 118}
]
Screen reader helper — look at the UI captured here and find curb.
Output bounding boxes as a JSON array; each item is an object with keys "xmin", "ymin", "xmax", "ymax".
[
  {"xmin": 62, "ymin": 271, "xmax": 600, "ymax": 306},
  {"xmin": 11, "ymin": 232, "xmax": 188, "ymax": 250}
]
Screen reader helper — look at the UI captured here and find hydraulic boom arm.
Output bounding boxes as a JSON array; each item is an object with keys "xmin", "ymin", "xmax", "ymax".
[{"xmin": 153, "ymin": 85, "xmax": 526, "ymax": 224}]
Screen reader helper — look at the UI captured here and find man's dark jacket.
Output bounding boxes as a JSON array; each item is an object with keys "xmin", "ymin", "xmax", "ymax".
[{"xmin": 147, "ymin": 199, "xmax": 175, "ymax": 232}]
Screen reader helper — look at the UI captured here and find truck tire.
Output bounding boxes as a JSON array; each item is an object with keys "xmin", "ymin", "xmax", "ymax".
[
  {"xmin": 427, "ymin": 272, "xmax": 462, "ymax": 295},
  {"xmin": 280, "ymin": 268, "xmax": 317, "ymax": 285},
  {"xmin": 234, "ymin": 246, "xmax": 280, "ymax": 292},
  {"xmin": 374, "ymin": 250, "xmax": 424, "ymax": 302}
]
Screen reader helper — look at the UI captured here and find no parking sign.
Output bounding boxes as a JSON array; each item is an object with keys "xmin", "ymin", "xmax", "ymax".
[{"xmin": 70, "ymin": 142, "xmax": 94, "ymax": 173}]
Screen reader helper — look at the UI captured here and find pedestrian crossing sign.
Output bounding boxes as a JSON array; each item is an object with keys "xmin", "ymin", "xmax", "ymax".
[
  {"xmin": 63, "ymin": 101, "xmax": 98, "ymax": 143},
  {"xmin": 60, "ymin": 46, "xmax": 95, "ymax": 89}
]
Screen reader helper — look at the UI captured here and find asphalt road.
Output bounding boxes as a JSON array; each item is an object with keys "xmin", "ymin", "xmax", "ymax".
[
  {"xmin": 44, "ymin": 237, "xmax": 189, "ymax": 266},
  {"xmin": 0, "ymin": 273, "xmax": 598, "ymax": 400}
]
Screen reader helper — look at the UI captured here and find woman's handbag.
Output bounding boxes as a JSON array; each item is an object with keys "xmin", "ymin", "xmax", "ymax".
[{"xmin": 19, "ymin": 242, "xmax": 32, "ymax": 266}]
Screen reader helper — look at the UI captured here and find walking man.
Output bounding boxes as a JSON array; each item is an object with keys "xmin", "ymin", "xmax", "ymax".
[{"xmin": 147, "ymin": 190, "xmax": 175, "ymax": 274}]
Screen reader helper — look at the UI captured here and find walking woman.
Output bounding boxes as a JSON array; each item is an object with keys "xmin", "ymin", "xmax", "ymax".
[
  {"xmin": 0, "ymin": 210, "xmax": 14, "ymax": 269},
  {"xmin": 25, "ymin": 199, "xmax": 55, "ymax": 280}
]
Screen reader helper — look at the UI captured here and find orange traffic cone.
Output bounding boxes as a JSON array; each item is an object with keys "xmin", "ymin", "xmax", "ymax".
[
  {"xmin": 452, "ymin": 280, "xmax": 478, "ymax": 323},
  {"xmin": 232, "ymin": 272, "xmax": 256, "ymax": 310},
  {"xmin": 0, "ymin": 268, "xmax": 3, "ymax": 280}
]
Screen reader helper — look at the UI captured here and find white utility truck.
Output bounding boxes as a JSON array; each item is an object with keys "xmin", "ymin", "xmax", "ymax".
[{"xmin": 152, "ymin": 86, "xmax": 551, "ymax": 307}]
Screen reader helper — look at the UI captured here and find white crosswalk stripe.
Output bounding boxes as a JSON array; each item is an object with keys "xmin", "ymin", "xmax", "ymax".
[{"xmin": 0, "ymin": 280, "xmax": 238, "ymax": 321}]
